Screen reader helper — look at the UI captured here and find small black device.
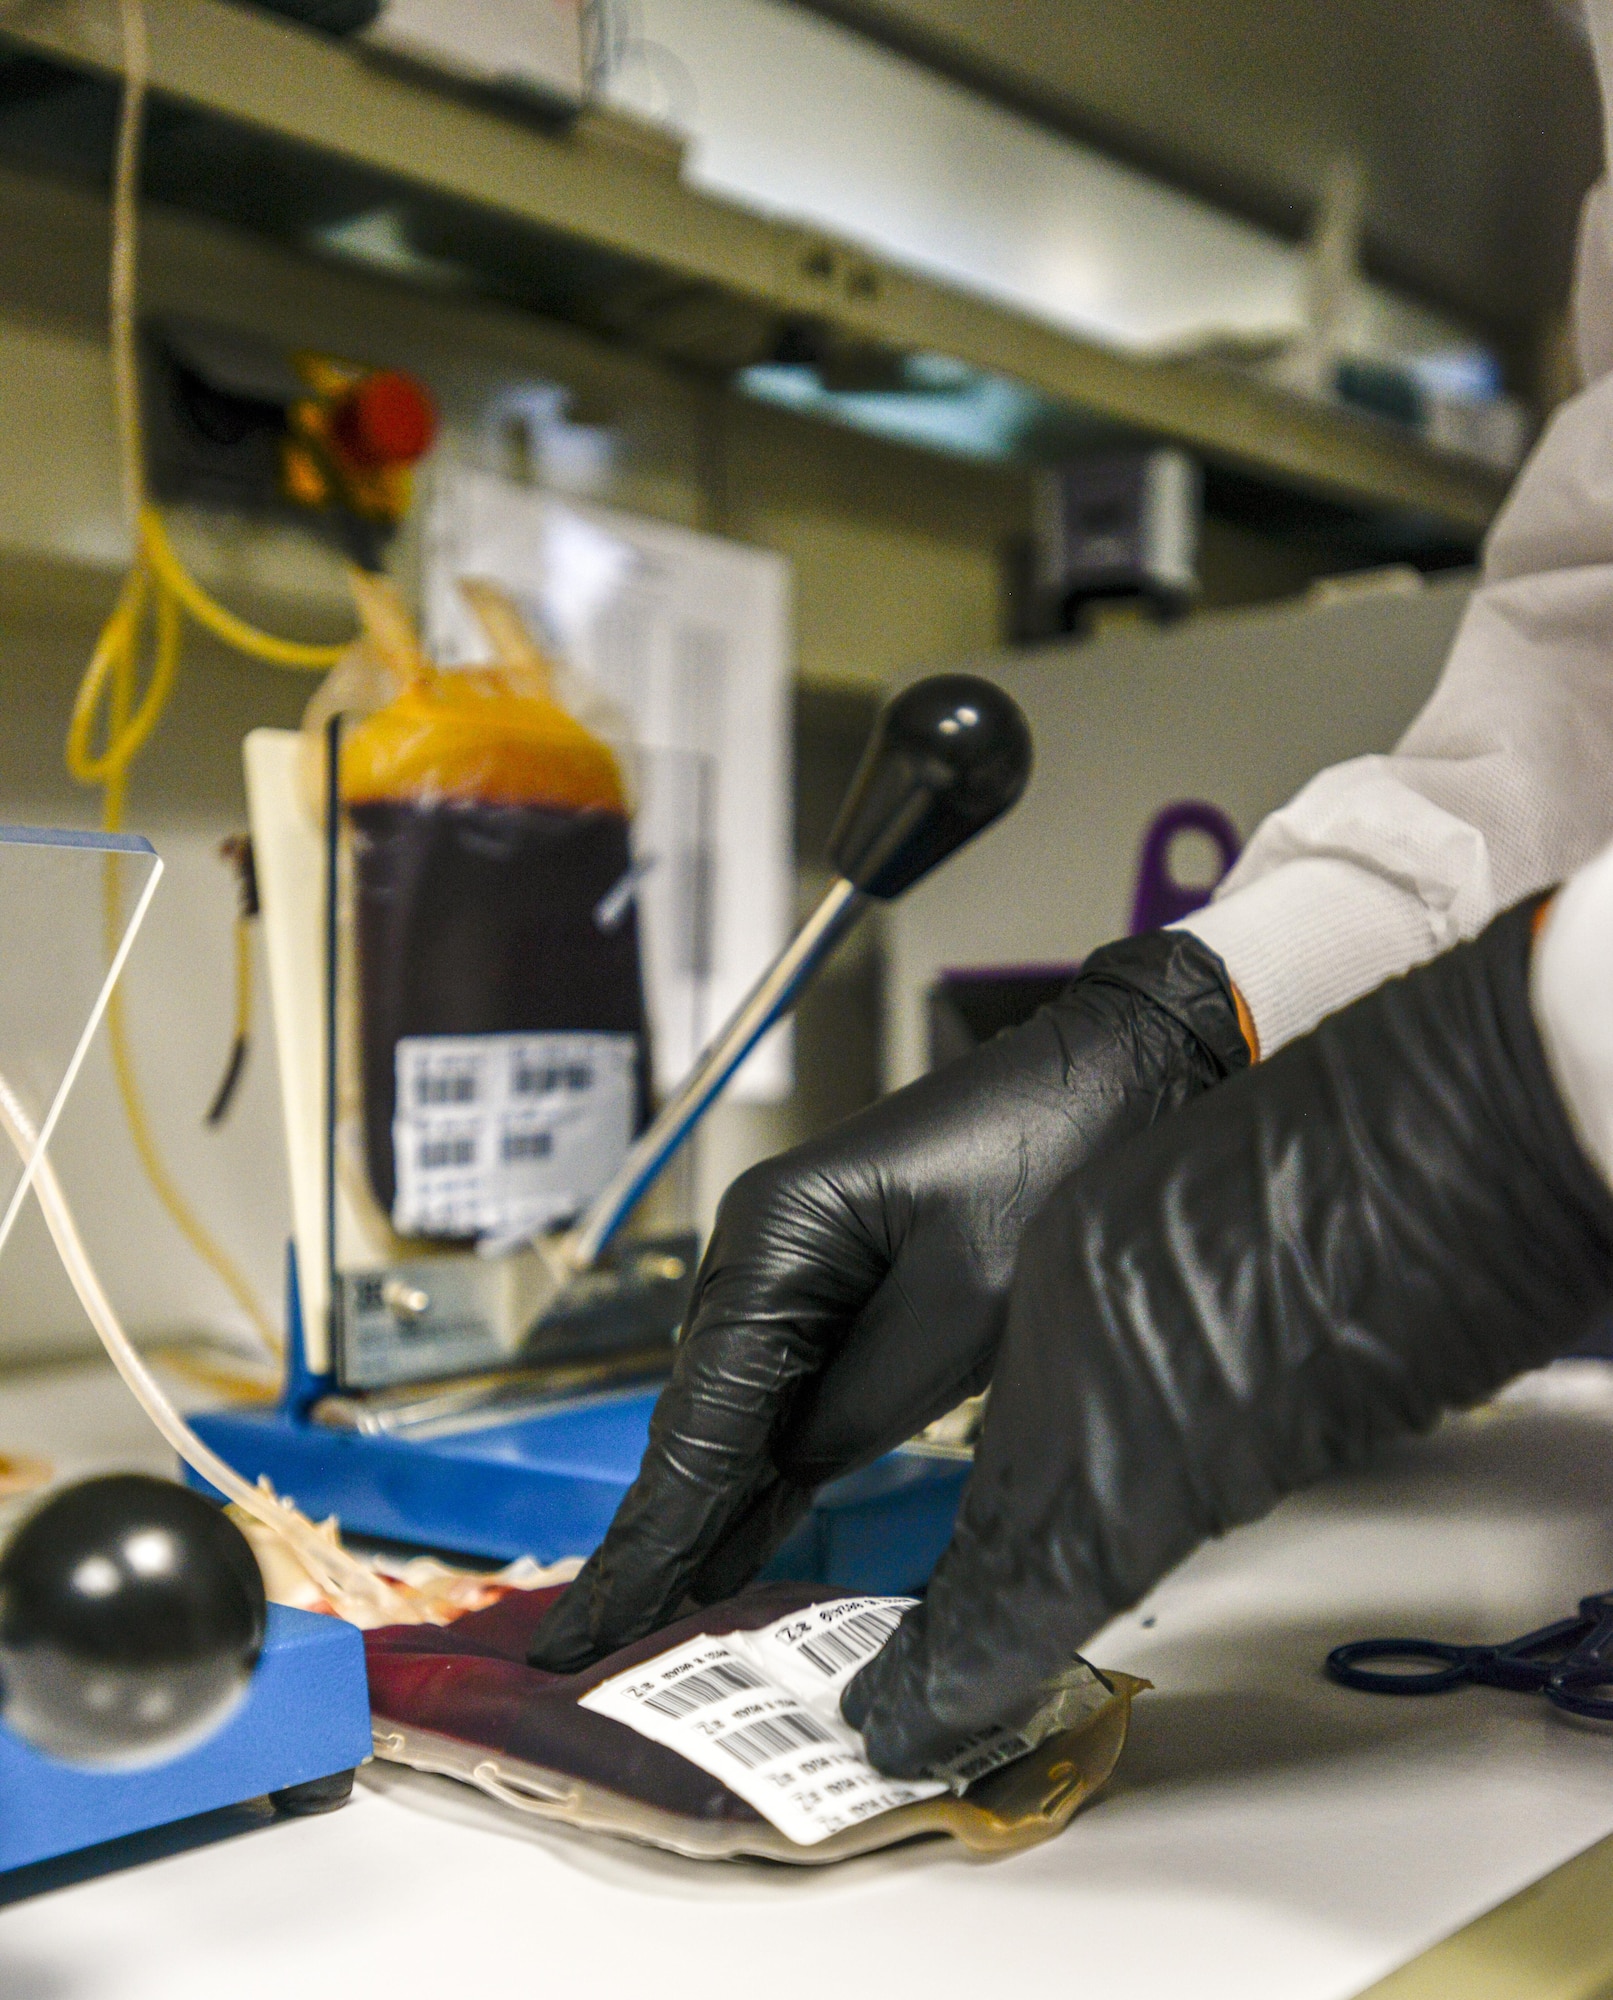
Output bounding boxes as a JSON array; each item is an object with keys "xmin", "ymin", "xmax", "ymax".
[{"xmin": 1029, "ymin": 449, "xmax": 1201, "ymax": 635}]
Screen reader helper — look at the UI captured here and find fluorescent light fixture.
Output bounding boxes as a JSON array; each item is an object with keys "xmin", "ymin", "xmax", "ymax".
[
  {"xmin": 602, "ymin": 0, "xmax": 1487, "ymax": 367},
  {"xmin": 312, "ymin": 208, "xmax": 469, "ymax": 289},
  {"xmin": 737, "ymin": 357, "xmax": 1048, "ymax": 461}
]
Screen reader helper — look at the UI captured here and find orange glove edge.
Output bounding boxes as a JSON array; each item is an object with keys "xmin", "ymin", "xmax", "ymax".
[{"xmin": 1232, "ymin": 982, "xmax": 1261, "ymax": 1064}]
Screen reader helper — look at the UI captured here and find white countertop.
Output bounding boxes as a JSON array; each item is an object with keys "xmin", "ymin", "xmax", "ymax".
[{"xmin": 4, "ymin": 1357, "xmax": 1613, "ymax": 2000}]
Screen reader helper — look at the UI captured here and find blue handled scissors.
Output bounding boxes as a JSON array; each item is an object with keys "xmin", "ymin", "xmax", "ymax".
[{"xmin": 1326, "ymin": 1590, "xmax": 1613, "ymax": 1721}]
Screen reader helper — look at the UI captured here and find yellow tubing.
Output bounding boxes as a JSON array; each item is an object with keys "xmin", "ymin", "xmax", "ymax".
[
  {"xmin": 66, "ymin": 509, "xmax": 354, "ymax": 1359},
  {"xmin": 138, "ymin": 507, "xmax": 346, "ymax": 673},
  {"xmin": 67, "ymin": 512, "xmax": 346, "ymax": 806}
]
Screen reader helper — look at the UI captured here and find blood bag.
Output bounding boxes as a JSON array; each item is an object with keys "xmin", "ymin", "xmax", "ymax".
[
  {"xmin": 365, "ymin": 1582, "xmax": 1146, "ymax": 1864},
  {"xmin": 315, "ymin": 581, "xmax": 651, "ymax": 1245}
]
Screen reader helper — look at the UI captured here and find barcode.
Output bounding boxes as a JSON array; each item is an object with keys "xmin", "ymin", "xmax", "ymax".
[
  {"xmin": 938, "ymin": 1727, "xmax": 1026, "ymax": 1786},
  {"xmin": 797, "ymin": 1606, "xmax": 905, "ymax": 1678},
  {"xmin": 643, "ymin": 1659, "xmax": 765, "ymax": 1718},
  {"xmin": 715, "ymin": 1709, "xmax": 834, "ymax": 1770},
  {"xmin": 416, "ymin": 1071, "xmax": 478, "ymax": 1106},
  {"xmin": 513, "ymin": 1062, "xmax": 594, "ymax": 1097}
]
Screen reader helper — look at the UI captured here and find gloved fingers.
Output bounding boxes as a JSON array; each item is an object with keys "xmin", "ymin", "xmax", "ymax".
[
  {"xmin": 665, "ymin": 1261, "xmax": 1000, "ymax": 1607},
  {"xmin": 839, "ymin": 1242, "xmax": 1125, "ymax": 1776},
  {"xmin": 844, "ymin": 1577, "xmax": 1096, "ymax": 1782},
  {"xmin": 680, "ymin": 1145, "xmax": 891, "ymax": 1340},
  {"xmin": 525, "ymin": 1463, "xmax": 760, "ymax": 1673},
  {"xmin": 535, "ymin": 929, "xmax": 1250, "ymax": 1678},
  {"xmin": 529, "ymin": 1152, "xmax": 896, "ymax": 1671},
  {"xmin": 839, "ymin": 1602, "xmax": 939, "ymax": 1775},
  {"xmin": 680, "ymin": 1277, "xmax": 1001, "ymax": 1603},
  {"xmin": 839, "ymin": 1205, "xmax": 1152, "ymax": 1774},
  {"xmin": 533, "ymin": 1208, "xmax": 1002, "ymax": 1668},
  {"xmin": 523, "ymin": 1549, "xmax": 613, "ymax": 1673},
  {"xmin": 527, "ymin": 1322, "xmax": 813, "ymax": 1669},
  {"xmin": 768, "ymin": 1259, "xmax": 997, "ymax": 1489},
  {"xmin": 838, "ymin": 1545, "xmax": 1088, "ymax": 1780},
  {"xmin": 615, "ymin": 1278, "xmax": 991, "ymax": 1626}
]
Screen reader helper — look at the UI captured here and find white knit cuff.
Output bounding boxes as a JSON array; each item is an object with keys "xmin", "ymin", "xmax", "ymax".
[{"xmin": 1173, "ymin": 857, "xmax": 1443, "ymax": 1057}]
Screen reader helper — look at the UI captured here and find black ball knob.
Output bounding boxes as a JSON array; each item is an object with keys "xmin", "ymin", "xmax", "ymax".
[
  {"xmin": 827, "ymin": 674, "xmax": 1033, "ymax": 900},
  {"xmin": 0, "ymin": 1474, "xmax": 267, "ymax": 1768}
]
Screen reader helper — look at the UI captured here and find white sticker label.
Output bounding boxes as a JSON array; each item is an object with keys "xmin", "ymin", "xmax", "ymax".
[
  {"xmin": 580, "ymin": 1596, "xmax": 1114, "ymax": 1847},
  {"xmin": 392, "ymin": 1031, "xmax": 634, "ymax": 1239},
  {"xmin": 581, "ymin": 1598, "xmax": 943, "ymax": 1846}
]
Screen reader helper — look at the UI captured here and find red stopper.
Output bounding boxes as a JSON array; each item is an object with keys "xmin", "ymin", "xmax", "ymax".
[{"xmin": 331, "ymin": 371, "xmax": 439, "ymax": 468}]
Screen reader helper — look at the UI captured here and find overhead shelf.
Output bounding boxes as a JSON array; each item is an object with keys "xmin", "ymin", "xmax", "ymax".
[{"xmin": 0, "ymin": 0, "xmax": 1510, "ymax": 538}]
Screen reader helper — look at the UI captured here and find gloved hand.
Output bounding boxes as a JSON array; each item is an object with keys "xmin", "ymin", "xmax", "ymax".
[
  {"xmin": 843, "ymin": 895, "xmax": 1613, "ymax": 1776},
  {"xmin": 529, "ymin": 930, "xmax": 1250, "ymax": 1672}
]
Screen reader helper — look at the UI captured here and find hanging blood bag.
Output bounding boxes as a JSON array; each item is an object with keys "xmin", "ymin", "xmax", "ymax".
[{"xmin": 320, "ymin": 588, "xmax": 651, "ymax": 1246}]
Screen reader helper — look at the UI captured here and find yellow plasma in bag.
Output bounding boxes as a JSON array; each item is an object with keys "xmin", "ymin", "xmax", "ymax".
[{"xmin": 339, "ymin": 664, "xmax": 628, "ymax": 815}]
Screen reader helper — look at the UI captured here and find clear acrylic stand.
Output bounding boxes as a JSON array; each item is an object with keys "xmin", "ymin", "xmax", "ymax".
[{"xmin": 0, "ymin": 826, "xmax": 162, "ymax": 1266}]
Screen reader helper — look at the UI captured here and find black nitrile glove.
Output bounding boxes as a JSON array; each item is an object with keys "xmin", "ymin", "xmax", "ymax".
[
  {"xmin": 528, "ymin": 930, "xmax": 1249, "ymax": 1672},
  {"xmin": 842, "ymin": 896, "xmax": 1613, "ymax": 1777}
]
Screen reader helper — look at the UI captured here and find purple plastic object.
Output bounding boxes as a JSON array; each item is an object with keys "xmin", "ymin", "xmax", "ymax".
[{"xmin": 1129, "ymin": 801, "xmax": 1241, "ymax": 935}]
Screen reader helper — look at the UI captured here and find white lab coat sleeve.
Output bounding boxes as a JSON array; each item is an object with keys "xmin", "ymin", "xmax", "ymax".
[{"xmin": 1179, "ymin": 5, "xmax": 1613, "ymax": 1056}]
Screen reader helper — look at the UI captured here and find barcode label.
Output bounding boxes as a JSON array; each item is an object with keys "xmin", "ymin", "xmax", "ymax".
[
  {"xmin": 796, "ymin": 1605, "xmax": 905, "ymax": 1677},
  {"xmin": 644, "ymin": 1659, "xmax": 764, "ymax": 1717},
  {"xmin": 580, "ymin": 1605, "xmax": 946, "ymax": 1846},
  {"xmin": 715, "ymin": 1709, "xmax": 833, "ymax": 1770},
  {"xmin": 392, "ymin": 1031, "xmax": 634, "ymax": 1240},
  {"xmin": 580, "ymin": 1597, "xmax": 1114, "ymax": 1846}
]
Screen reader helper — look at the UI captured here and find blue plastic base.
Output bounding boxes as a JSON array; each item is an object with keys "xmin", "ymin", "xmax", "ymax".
[
  {"xmin": 0, "ymin": 1605, "xmax": 372, "ymax": 1875},
  {"xmin": 188, "ymin": 1394, "xmax": 968, "ymax": 1593},
  {"xmin": 190, "ymin": 1392, "xmax": 666, "ymax": 1564}
]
